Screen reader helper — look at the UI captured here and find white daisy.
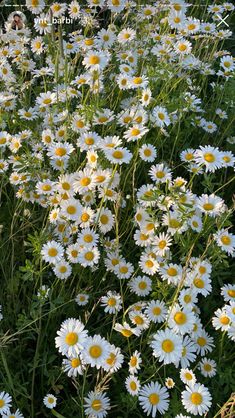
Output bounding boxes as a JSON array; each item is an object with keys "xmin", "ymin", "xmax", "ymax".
[
  {"xmin": 138, "ymin": 381, "xmax": 169, "ymax": 417},
  {"xmin": 150, "ymin": 328, "xmax": 183, "ymax": 365},
  {"xmin": 181, "ymin": 383, "xmax": 212, "ymax": 416},
  {"xmin": 55, "ymin": 318, "xmax": 88, "ymax": 357}
]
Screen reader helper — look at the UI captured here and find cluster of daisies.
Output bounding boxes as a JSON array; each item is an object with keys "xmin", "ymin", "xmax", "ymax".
[{"xmin": 0, "ymin": 0, "xmax": 235, "ymax": 417}]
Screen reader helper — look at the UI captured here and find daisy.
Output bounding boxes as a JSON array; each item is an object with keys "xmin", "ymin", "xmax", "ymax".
[
  {"xmin": 141, "ymin": 88, "xmax": 152, "ymax": 107},
  {"xmin": 138, "ymin": 381, "xmax": 169, "ymax": 417},
  {"xmin": 97, "ymin": 208, "xmax": 114, "ymax": 234},
  {"xmin": 84, "ymin": 391, "xmax": 110, "ymax": 418},
  {"xmin": 123, "ymin": 125, "xmax": 149, "ymax": 142},
  {"xmin": 174, "ymin": 39, "xmax": 192, "ymax": 55},
  {"xmin": 212, "ymin": 308, "xmax": 231, "ymax": 331},
  {"xmin": 41, "ymin": 240, "xmax": 64, "ymax": 264},
  {"xmin": 221, "ymin": 284, "xmax": 235, "ymax": 301},
  {"xmin": 149, "ymin": 163, "xmax": 172, "ymax": 184},
  {"xmin": 125, "ymin": 375, "xmax": 140, "ymax": 396},
  {"xmin": 182, "ymin": 383, "xmax": 212, "ymax": 416},
  {"xmin": 62, "ymin": 355, "xmax": 85, "ymax": 377},
  {"xmin": 179, "ymin": 288, "xmax": 198, "ymax": 308},
  {"xmin": 50, "ymin": 2, "xmax": 67, "ymax": 17},
  {"xmin": 128, "ymin": 275, "xmax": 152, "ymax": 297},
  {"xmin": 83, "ymin": 50, "xmax": 110, "ymax": 72},
  {"xmin": 159, "ymin": 263, "xmax": 183, "ymax": 286},
  {"xmin": 82, "ymin": 335, "xmax": 111, "ymax": 369},
  {"xmin": 60, "ymin": 198, "xmax": 82, "ymax": 221},
  {"xmin": 150, "ymin": 328, "xmax": 183, "ymax": 365},
  {"xmin": 168, "ymin": 304, "xmax": 195, "ymax": 335},
  {"xmin": 152, "ymin": 106, "xmax": 170, "ymax": 127},
  {"xmin": 53, "ymin": 259, "xmax": 72, "ymax": 280},
  {"xmin": 129, "ymin": 311, "xmax": 150, "ymax": 330},
  {"xmin": 220, "ymin": 55, "xmax": 235, "ymax": 71},
  {"xmin": 129, "ymin": 350, "xmax": 142, "ymax": 375},
  {"xmin": 139, "ymin": 144, "xmax": 156, "ymax": 163},
  {"xmin": 73, "ymin": 169, "xmax": 95, "ymax": 194},
  {"xmin": 36, "ymin": 91, "xmax": 57, "ymax": 107},
  {"xmin": 145, "ymin": 300, "xmax": 167, "ymax": 323},
  {"xmin": 107, "ymin": 0, "xmax": 126, "ymax": 13},
  {"xmin": 139, "ymin": 253, "xmax": 158, "ymax": 276},
  {"xmin": 194, "ymin": 145, "xmax": 223, "ymax": 172},
  {"xmin": 114, "ymin": 260, "xmax": 134, "ymax": 279},
  {"xmin": 153, "ymin": 233, "xmax": 172, "ymax": 256},
  {"xmin": 77, "ymin": 247, "xmax": 100, "ymax": 268},
  {"xmin": 214, "ymin": 229, "xmax": 235, "ymax": 256},
  {"xmin": 26, "ymin": 0, "xmax": 45, "ymax": 14},
  {"xmin": 118, "ymin": 28, "xmax": 136, "ymax": 44},
  {"xmin": 130, "ymin": 75, "xmax": 149, "ymax": 89},
  {"xmin": 31, "ymin": 37, "xmax": 44, "ymax": 54},
  {"xmin": 104, "ymin": 147, "xmax": 132, "ymax": 165},
  {"xmin": 199, "ymin": 358, "xmax": 217, "ymax": 378},
  {"xmin": 43, "ymin": 394, "xmax": 57, "ymax": 409},
  {"xmin": 2, "ymin": 409, "xmax": 24, "ymax": 418},
  {"xmin": 0, "ymin": 392, "xmax": 12, "ymax": 415},
  {"xmin": 180, "ymin": 368, "xmax": 197, "ymax": 386},
  {"xmin": 114, "ymin": 322, "xmax": 141, "ymax": 338},
  {"xmin": 55, "ymin": 318, "xmax": 88, "ymax": 357},
  {"xmin": 100, "ymin": 291, "xmax": 122, "ymax": 314},
  {"xmin": 193, "ymin": 330, "xmax": 214, "ymax": 356},
  {"xmin": 103, "ymin": 346, "xmax": 124, "ymax": 373},
  {"xmin": 68, "ymin": 1, "xmax": 80, "ymax": 19},
  {"xmin": 75, "ymin": 293, "xmax": 89, "ymax": 306}
]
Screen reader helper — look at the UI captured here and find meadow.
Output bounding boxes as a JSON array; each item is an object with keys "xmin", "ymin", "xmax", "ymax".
[{"xmin": 0, "ymin": 1, "xmax": 235, "ymax": 417}]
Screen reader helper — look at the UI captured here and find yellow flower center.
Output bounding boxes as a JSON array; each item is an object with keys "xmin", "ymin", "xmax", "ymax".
[
  {"xmin": 221, "ymin": 235, "xmax": 231, "ymax": 245},
  {"xmin": 162, "ymin": 339, "xmax": 174, "ymax": 353},
  {"xmin": 204, "ymin": 153, "xmax": 215, "ymax": 163},
  {"xmin": 85, "ymin": 251, "xmax": 94, "ymax": 261},
  {"xmin": 71, "ymin": 250, "xmax": 78, "ymax": 258},
  {"xmin": 65, "ymin": 332, "xmax": 78, "ymax": 346},
  {"xmin": 220, "ymin": 316, "xmax": 230, "ymax": 325},
  {"xmin": 178, "ymin": 44, "xmax": 187, "ymax": 51},
  {"xmin": 174, "ymin": 312, "xmax": 187, "ymax": 325},
  {"xmin": 138, "ymin": 281, "xmax": 147, "ymax": 290},
  {"xmin": 89, "ymin": 345, "xmax": 102, "ymax": 358},
  {"xmin": 91, "ymin": 399, "xmax": 102, "ymax": 411},
  {"xmin": 130, "ymin": 381, "xmax": 137, "ymax": 391},
  {"xmin": 228, "ymin": 289, "xmax": 235, "ymax": 298},
  {"xmin": 100, "ymin": 214, "xmax": 108, "ymax": 224},
  {"xmin": 144, "ymin": 149, "xmax": 152, "ymax": 157},
  {"xmin": 203, "ymin": 203, "xmax": 214, "ymax": 211},
  {"xmin": 167, "ymin": 267, "xmax": 177, "ymax": 277},
  {"xmin": 89, "ymin": 55, "xmax": 100, "ymax": 65},
  {"xmin": 145, "ymin": 260, "xmax": 154, "ymax": 268},
  {"xmin": 184, "ymin": 295, "xmax": 191, "ymax": 303},
  {"xmin": 85, "ymin": 137, "xmax": 94, "ymax": 145},
  {"xmin": 133, "ymin": 77, "xmax": 143, "ymax": 84},
  {"xmin": 191, "ymin": 393, "xmax": 202, "ymax": 405},
  {"xmin": 0, "ymin": 400, "xmax": 5, "ymax": 408},
  {"xmin": 80, "ymin": 177, "xmax": 91, "ymax": 187},
  {"xmin": 48, "ymin": 248, "xmax": 58, "ymax": 257},
  {"xmin": 193, "ymin": 278, "xmax": 204, "ymax": 289},
  {"xmin": 121, "ymin": 329, "xmax": 132, "ymax": 337},
  {"xmin": 107, "ymin": 297, "xmax": 116, "ymax": 306},
  {"xmin": 149, "ymin": 393, "xmax": 159, "ymax": 405},
  {"xmin": 67, "ymin": 205, "xmax": 76, "ymax": 215},
  {"xmin": 71, "ymin": 358, "xmax": 81, "ymax": 368},
  {"xmin": 131, "ymin": 128, "xmax": 140, "ymax": 136},
  {"xmin": 106, "ymin": 352, "xmax": 116, "ymax": 365},
  {"xmin": 130, "ymin": 357, "xmax": 137, "ymax": 367},
  {"xmin": 197, "ymin": 337, "xmax": 206, "ymax": 347},
  {"xmin": 204, "ymin": 363, "xmax": 212, "ymax": 372},
  {"xmin": 81, "ymin": 213, "xmax": 90, "ymax": 222},
  {"xmin": 112, "ymin": 150, "xmax": 123, "ymax": 159}
]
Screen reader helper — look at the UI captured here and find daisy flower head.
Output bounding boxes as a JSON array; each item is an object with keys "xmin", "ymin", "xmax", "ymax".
[
  {"xmin": 62, "ymin": 355, "xmax": 85, "ymax": 377},
  {"xmin": 138, "ymin": 381, "xmax": 169, "ymax": 417},
  {"xmin": 104, "ymin": 147, "xmax": 132, "ymax": 165},
  {"xmin": 84, "ymin": 390, "xmax": 110, "ymax": 418},
  {"xmin": 168, "ymin": 303, "xmax": 195, "ymax": 335},
  {"xmin": 153, "ymin": 233, "xmax": 172, "ymax": 256},
  {"xmin": 198, "ymin": 358, "xmax": 217, "ymax": 378},
  {"xmin": 36, "ymin": 91, "xmax": 57, "ymax": 107},
  {"xmin": 180, "ymin": 368, "xmax": 197, "ymax": 386},
  {"xmin": 129, "ymin": 350, "xmax": 142, "ymax": 375},
  {"xmin": 193, "ymin": 329, "xmax": 214, "ymax": 356},
  {"xmin": 55, "ymin": 318, "xmax": 88, "ymax": 357},
  {"xmin": 141, "ymin": 88, "xmax": 152, "ymax": 107},
  {"xmin": 181, "ymin": 383, "xmax": 212, "ymax": 416},
  {"xmin": 214, "ymin": 229, "xmax": 235, "ymax": 256},
  {"xmin": 128, "ymin": 275, "xmax": 152, "ymax": 297},
  {"xmin": 139, "ymin": 143, "xmax": 157, "ymax": 163},
  {"xmin": 2, "ymin": 409, "xmax": 24, "ymax": 418},
  {"xmin": 194, "ymin": 145, "xmax": 223, "ymax": 172},
  {"xmin": 83, "ymin": 50, "xmax": 110, "ymax": 72},
  {"xmin": 125, "ymin": 375, "xmax": 140, "ymax": 396},
  {"xmin": 212, "ymin": 308, "xmax": 231, "ymax": 331},
  {"xmin": 150, "ymin": 328, "xmax": 183, "ymax": 365},
  {"xmin": 145, "ymin": 300, "xmax": 167, "ymax": 323},
  {"xmin": 41, "ymin": 240, "xmax": 64, "ymax": 264},
  {"xmin": 103, "ymin": 345, "xmax": 124, "ymax": 373},
  {"xmin": 221, "ymin": 283, "xmax": 235, "ymax": 302},
  {"xmin": 165, "ymin": 377, "xmax": 175, "ymax": 389},
  {"xmin": 0, "ymin": 392, "xmax": 12, "ymax": 415},
  {"xmin": 149, "ymin": 163, "xmax": 172, "ymax": 184},
  {"xmin": 43, "ymin": 394, "xmax": 57, "ymax": 409},
  {"xmin": 75, "ymin": 293, "xmax": 89, "ymax": 306},
  {"xmin": 174, "ymin": 39, "xmax": 192, "ymax": 55},
  {"xmin": 117, "ymin": 27, "xmax": 136, "ymax": 44},
  {"xmin": 114, "ymin": 321, "xmax": 141, "ymax": 338},
  {"xmin": 152, "ymin": 106, "xmax": 170, "ymax": 128},
  {"xmin": 78, "ymin": 246, "xmax": 100, "ymax": 268},
  {"xmin": 100, "ymin": 291, "xmax": 122, "ymax": 314},
  {"xmin": 124, "ymin": 125, "xmax": 149, "ymax": 142},
  {"xmin": 26, "ymin": 0, "xmax": 45, "ymax": 14},
  {"xmin": 82, "ymin": 335, "xmax": 111, "ymax": 369},
  {"xmin": 53, "ymin": 259, "xmax": 72, "ymax": 280}
]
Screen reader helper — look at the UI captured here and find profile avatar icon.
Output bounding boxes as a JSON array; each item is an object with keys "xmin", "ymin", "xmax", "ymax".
[{"xmin": 5, "ymin": 11, "xmax": 27, "ymax": 31}]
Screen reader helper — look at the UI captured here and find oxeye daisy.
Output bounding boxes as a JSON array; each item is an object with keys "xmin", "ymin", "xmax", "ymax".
[
  {"xmin": 43, "ymin": 394, "xmax": 57, "ymax": 409},
  {"xmin": 104, "ymin": 147, "xmax": 132, "ymax": 165},
  {"xmin": 139, "ymin": 143, "xmax": 157, "ymax": 162},
  {"xmin": 198, "ymin": 358, "xmax": 217, "ymax": 378},
  {"xmin": 221, "ymin": 284, "xmax": 235, "ymax": 302},
  {"xmin": 53, "ymin": 259, "xmax": 72, "ymax": 280},
  {"xmin": 114, "ymin": 322, "xmax": 141, "ymax": 338},
  {"xmin": 152, "ymin": 106, "xmax": 170, "ymax": 127},
  {"xmin": 174, "ymin": 39, "xmax": 192, "ymax": 55},
  {"xmin": 128, "ymin": 275, "xmax": 152, "ymax": 297},
  {"xmin": 196, "ymin": 194, "xmax": 225, "ymax": 217},
  {"xmin": 214, "ymin": 229, "xmax": 235, "ymax": 256},
  {"xmin": 26, "ymin": 0, "xmax": 45, "ymax": 14},
  {"xmin": 103, "ymin": 345, "xmax": 124, "ymax": 373},
  {"xmin": 165, "ymin": 377, "xmax": 175, "ymax": 389},
  {"xmin": 78, "ymin": 247, "xmax": 100, "ymax": 268},
  {"xmin": 194, "ymin": 145, "xmax": 223, "ymax": 172},
  {"xmin": 212, "ymin": 308, "xmax": 231, "ymax": 331},
  {"xmin": 125, "ymin": 375, "xmax": 140, "ymax": 396},
  {"xmin": 138, "ymin": 381, "xmax": 170, "ymax": 416},
  {"xmin": 181, "ymin": 383, "xmax": 212, "ymax": 416},
  {"xmin": 153, "ymin": 233, "xmax": 172, "ymax": 256},
  {"xmin": 41, "ymin": 240, "xmax": 64, "ymax": 264},
  {"xmin": 193, "ymin": 330, "xmax": 214, "ymax": 356},
  {"xmin": 180, "ymin": 368, "xmax": 197, "ymax": 386},
  {"xmin": 55, "ymin": 318, "xmax": 88, "ymax": 357},
  {"xmin": 0, "ymin": 392, "xmax": 12, "ymax": 415},
  {"xmin": 150, "ymin": 328, "xmax": 183, "ymax": 365},
  {"xmin": 128, "ymin": 350, "xmax": 142, "ymax": 375},
  {"xmin": 2, "ymin": 409, "xmax": 24, "ymax": 418},
  {"xmin": 168, "ymin": 304, "xmax": 195, "ymax": 335},
  {"xmin": 84, "ymin": 390, "xmax": 110, "ymax": 418},
  {"xmin": 82, "ymin": 335, "xmax": 111, "ymax": 369},
  {"xmin": 145, "ymin": 300, "xmax": 167, "ymax": 323},
  {"xmin": 100, "ymin": 291, "xmax": 122, "ymax": 314},
  {"xmin": 75, "ymin": 293, "xmax": 89, "ymax": 306},
  {"xmin": 117, "ymin": 27, "xmax": 136, "ymax": 44},
  {"xmin": 83, "ymin": 50, "xmax": 110, "ymax": 71},
  {"xmin": 62, "ymin": 355, "xmax": 85, "ymax": 377}
]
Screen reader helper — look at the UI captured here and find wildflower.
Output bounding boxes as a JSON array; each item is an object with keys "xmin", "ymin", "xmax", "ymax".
[
  {"xmin": 214, "ymin": 229, "xmax": 235, "ymax": 256},
  {"xmin": 181, "ymin": 383, "xmax": 212, "ymax": 416},
  {"xmin": 180, "ymin": 368, "xmax": 197, "ymax": 386},
  {"xmin": 41, "ymin": 241, "xmax": 64, "ymax": 264},
  {"xmin": 82, "ymin": 335, "xmax": 111, "ymax": 369},
  {"xmin": 138, "ymin": 381, "xmax": 169, "ymax": 416},
  {"xmin": 125, "ymin": 375, "xmax": 140, "ymax": 396},
  {"xmin": 152, "ymin": 106, "xmax": 170, "ymax": 127},
  {"xmin": 0, "ymin": 392, "xmax": 12, "ymax": 415},
  {"xmin": 55, "ymin": 318, "xmax": 88, "ymax": 357},
  {"xmin": 62, "ymin": 356, "xmax": 85, "ymax": 377},
  {"xmin": 43, "ymin": 394, "xmax": 57, "ymax": 409},
  {"xmin": 165, "ymin": 378, "xmax": 175, "ymax": 389},
  {"xmin": 150, "ymin": 328, "xmax": 183, "ymax": 365},
  {"xmin": 198, "ymin": 358, "xmax": 217, "ymax": 378},
  {"xmin": 100, "ymin": 291, "xmax": 122, "ymax": 314},
  {"xmin": 128, "ymin": 351, "xmax": 142, "ymax": 375},
  {"xmin": 84, "ymin": 391, "xmax": 110, "ymax": 418}
]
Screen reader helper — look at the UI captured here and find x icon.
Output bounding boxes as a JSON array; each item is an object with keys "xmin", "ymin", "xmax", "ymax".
[{"xmin": 216, "ymin": 14, "xmax": 230, "ymax": 28}]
